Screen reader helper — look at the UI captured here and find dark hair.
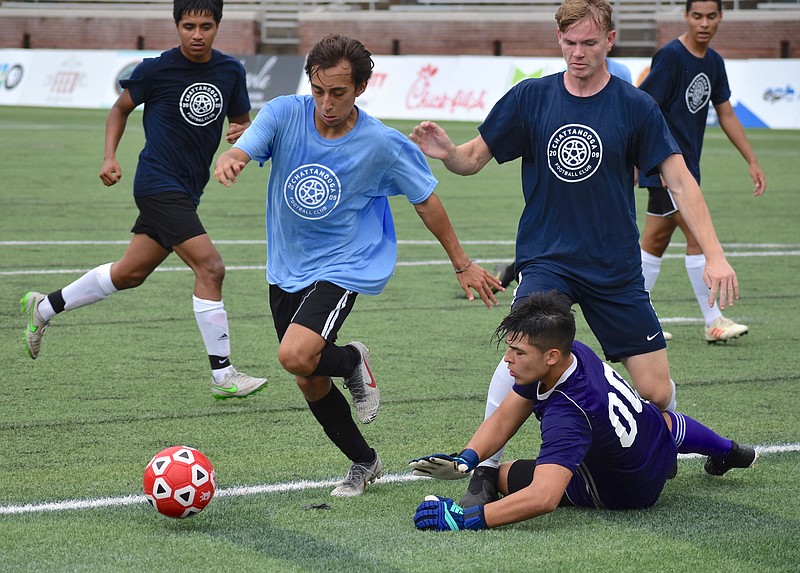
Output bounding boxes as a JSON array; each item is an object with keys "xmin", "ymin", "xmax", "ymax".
[
  {"xmin": 494, "ymin": 291, "xmax": 576, "ymax": 355},
  {"xmin": 685, "ymin": 0, "xmax": 722, "ymax": 11},
  {"xmin": 304, "ymin": 34, "xmax": 374, "ymax": 89},
  {"xmin": 174, "ymin": 0, "xmax": 223, "ymax": 25}
]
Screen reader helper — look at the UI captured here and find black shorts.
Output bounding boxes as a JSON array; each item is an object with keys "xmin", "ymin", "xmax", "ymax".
[
  {"xmin": 269, "ymin": 281, "xmax": 357, "ymax": 343},
  {"xmin": 507, "ymin": 459, "xmax": 573, "ymax": 507},
  {"xmin": 646, "ymin": 186, "xmax": 678, "ymax": 217},
  {"xmin": 131, "ymin": 191, "xmax": 206, "ymax": 251}
]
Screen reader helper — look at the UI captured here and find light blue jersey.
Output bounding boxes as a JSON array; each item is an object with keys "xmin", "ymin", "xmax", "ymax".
[{"xmin": 235, "ymin": 95, "xmax": 438, "ymax": 295}]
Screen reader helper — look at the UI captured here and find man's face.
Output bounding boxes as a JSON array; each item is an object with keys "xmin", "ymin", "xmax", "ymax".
[
  {"xmin": 685, "ymin": 1, "xmax": 722, "ymax": 46},
  {"xmin": 557, "ymin": 16, "xmax": 615, "ymax": 81},
  {"xmin": 177, "ymin": 12, "xmax": 218, "ymax": 63},
  {"xmin": 503, "ymin": 334, "xmax": 552, "ymax": 386},
  {"xmin": 309, "ymin": 61, "xmax": 365, "ymax": 134}
]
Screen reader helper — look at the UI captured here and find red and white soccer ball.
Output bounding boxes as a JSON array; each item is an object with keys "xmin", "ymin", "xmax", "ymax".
[{"xmin": 143, "ymin": 446, "xmax": 216, "ymax": 519}]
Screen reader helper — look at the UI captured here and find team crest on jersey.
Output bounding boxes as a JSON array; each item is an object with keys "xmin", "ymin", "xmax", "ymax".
[
  {"xmin": 180, "ymin": 83, "xmax": 223, "ymax": 126},
  {"xmin": 284, "ymin": 164, "xmax": 341, "ymax": 220},
  {"xmin": 547, "ymin": 124, "xmax": 603, "ymax": 183},
  {"xmin": 685, "ymin": 73, "xmax": 711, "ymax": 114}
]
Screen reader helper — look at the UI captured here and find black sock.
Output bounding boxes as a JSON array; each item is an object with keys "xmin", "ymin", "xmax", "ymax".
[
  {"xmin": 307, "ymin": 384, "xmax": 373, "ymax": 463},
  {"xmin": 311, "ymin": 343, "xmax": 360, "ymax": 377},
  {"xmin": 209, "ymin": 355, "xmax": 231, "ymax": 370},
  {"xmin": 47, "ymin": 290, "xmax": 66, "ymax": 314}
]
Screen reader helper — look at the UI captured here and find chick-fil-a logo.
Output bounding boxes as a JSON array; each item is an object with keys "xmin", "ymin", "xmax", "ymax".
[{"xmin": 405, "ymin": 65, "xmax": 487, "ymax": 114}]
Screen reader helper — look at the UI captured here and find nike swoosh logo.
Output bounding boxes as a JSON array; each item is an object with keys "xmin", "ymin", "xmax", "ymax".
[
  {"xmin": 217, "ymin": 385, "xmax": 239, "ymax": 393},
  {"xmin": 647, "ymin": 333, "xmax": 659, "ymax": 341}
]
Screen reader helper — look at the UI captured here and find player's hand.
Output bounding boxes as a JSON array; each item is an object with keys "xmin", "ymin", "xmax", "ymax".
[
  {"xmin": 703, "ymin": 255, "xmax": 739, "ymax": 310},
  {"xmin": 409, "ymin": 449, "xmax": 478, "ymax": 480},
  {"xmin": 409, "ymin": 121, "xmax": 456, "ymax": 161},
  {"xmin": 225, "ymin": 122, "xmax": 249, "ymax": 144},
  {"xmin": 214, "ymin": 151, "xmax": 248, "ymax": 187},
  {"xmin": 455, "ymin": 261, "xmax": 502, "ymax": 308},
  {"xmin": 414, "ymin": 496, "xmax": 487, "ymax": 531},
  {"xmin": 749, "ymin": 163, "xmax": 766, "ymax": 197},
  {"xmin": 99, "ymin": 158, "xmax": 122, "ymax": 187}
]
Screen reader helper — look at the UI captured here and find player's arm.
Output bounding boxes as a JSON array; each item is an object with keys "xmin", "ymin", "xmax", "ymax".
[
  {"xmin": 714, "ymin": 100, "xmax": 766, "ymax": 197},
  {"xmin": 413, "ymin": 193, "xmax": 502, "ymax": 307},
  {"xmin": 214, "ymin": 147, "xmax": 252, "ymax": 188},
  {"xmin": 483, "ymin": 463, "xmax": 573, "ymax": 527},
  {"xmin": 99, "ymin": 89, "xmax": 137, "ymax": 187},
  {"xmin": 225, "ymin": 112, "xmax": 252, "ymax": 145},
  {"xmin": 409, "ymin": 121, "xmax": 493, "ymax": 175},
  {"xmin": 659, "ymin": 153, "xmax": 738, "ymax": 309}
]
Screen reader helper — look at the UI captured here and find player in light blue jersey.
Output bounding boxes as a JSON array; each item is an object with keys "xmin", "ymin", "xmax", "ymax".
[
  {"xmin": 215, "ymin": 34, "xmax": 501, "ymax": 496},
  {"xmin": 637, "ymin": 0, "xmax": 766, "ymax": 343},
  {"xmin": 410, "ymin": 0, "xmax": 740, "ymax": 509},
  {"xmin": 410, "ymin": 291, "xmax": 756, "ymax": 531}
]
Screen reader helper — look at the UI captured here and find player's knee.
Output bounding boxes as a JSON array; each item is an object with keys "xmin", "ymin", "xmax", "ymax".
[
  {"xmin": 112, "ymin": 268, "xmax": 149, "ymax": 290},
  {"xmin": 277, "ymin": 345, "xmax": 315, "ymax": 376},
  {"xmin": 197, "ymin": 258, "xmax": 225, "ymax": 286},
  {"xmin": 641, "ymin": 382, "xmax": 674, "ymax": 412}
]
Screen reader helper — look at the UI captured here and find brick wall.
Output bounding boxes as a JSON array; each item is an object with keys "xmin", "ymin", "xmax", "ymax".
[{"xmin": 1, "ymin": 8, "xmax": 798, "ymax": 59}]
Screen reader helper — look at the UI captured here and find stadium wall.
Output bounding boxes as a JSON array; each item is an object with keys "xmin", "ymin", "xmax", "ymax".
[{"xmin": 0, "ymin": 8, "xmax": 799, "ymax": 58}]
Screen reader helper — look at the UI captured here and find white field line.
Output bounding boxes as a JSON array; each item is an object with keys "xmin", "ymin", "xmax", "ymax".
[{"xmin": 1, "ymin": 443, "xmax": 798, "ymax": 516}]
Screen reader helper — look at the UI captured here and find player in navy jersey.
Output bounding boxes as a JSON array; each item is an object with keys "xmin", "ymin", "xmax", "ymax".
[
  {"xmin": 20, "ymin": 0, "xmax": 267, "ymax": 399},
  {"xmin": 638, "ymin": 0, "xmax": 766, "ymax": 344},
  {"xmin": 410, "ymin": 0, "xmax": 740, "ymax": 509},
  {"xmin": 410, "ymin": 291, "xmax": 756, "ymax": 531},
  {"xmin": 214, "ymin": 34, "xmax": 501, "ymax": 497}
]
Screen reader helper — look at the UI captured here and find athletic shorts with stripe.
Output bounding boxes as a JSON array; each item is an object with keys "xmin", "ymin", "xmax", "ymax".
[{"xmin": 269, "ymin": 281, "xmax": 357, "ymax": 343}]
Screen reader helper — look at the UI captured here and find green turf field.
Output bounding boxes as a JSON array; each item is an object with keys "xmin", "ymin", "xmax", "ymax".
[{"xmin": 1, "ymin": 107, "xmax": 799, "ymax": 572}]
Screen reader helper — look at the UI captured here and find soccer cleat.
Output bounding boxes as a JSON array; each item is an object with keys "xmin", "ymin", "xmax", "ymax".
[
  {"xmin": 330, "ymin": 452, "xmax": 383, "ymax": 497},
  {"xmin": 663, "ymin": 331, "xmax": 673, "ymax": 341},
  {"xmin": 491, "ymin": 263, "xmax": 516, "ymax": 293},
  {"xmin": 343, "ymin": 341, "xmax": 380, "ymax": 424},
  {"xmin": 211, "ymin": 368, "xmax": 267, "ymax": 399},
  {"xmin": 459, "ymin": 466, "xmax": 500, "ymax": 509},
  {"xmin": 21, "ymin": 291, "xmax": 49, "ymax": 359},
  {"xmin": 704, "ymin": 441, "xmax": 757, "ymax": 476},
  {"xmin": 704, "ymin": 317, "xmax": 748, "ymax": 343}
]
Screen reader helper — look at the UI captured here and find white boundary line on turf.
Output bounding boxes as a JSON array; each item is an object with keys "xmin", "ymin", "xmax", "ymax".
[{"xmin": 1, "ymin": 444, "xmax": 798, "ymax": 516}]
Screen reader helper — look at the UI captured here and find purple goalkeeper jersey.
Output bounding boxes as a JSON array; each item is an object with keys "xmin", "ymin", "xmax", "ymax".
[{"xmin": 513, "ymin": 341, "xmax": 678, "ymax": 509}]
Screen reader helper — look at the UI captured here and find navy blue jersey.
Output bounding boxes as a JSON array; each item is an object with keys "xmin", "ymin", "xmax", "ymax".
[
  {"xmin": 121, "ymin": 47, "xmax": 250, "ymax": 204},
  {"xmin": 513, "ymin": 341, "xmax": 678, "ymax": 509},
  {"xmin": 638, "ymin": 39, "xmax": 731, "ymax": 187},
  {"xmin": 479, "ymin": 73, "xmax": 680, "ymax": 291}
]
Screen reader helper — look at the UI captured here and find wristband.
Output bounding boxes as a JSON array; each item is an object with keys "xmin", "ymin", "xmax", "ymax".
[
  {"xmin": 463, "ymin": 504, "xmax": 488, "ymax": 530},
  {"xmin": 458, "ymin": 448, "xmax": 480, "ymax": 472}
]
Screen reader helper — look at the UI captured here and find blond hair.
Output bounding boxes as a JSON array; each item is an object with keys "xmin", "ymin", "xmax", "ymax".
[{"xmin": 554, "ymin": 0, "xmax": 614, "ymax": 33}]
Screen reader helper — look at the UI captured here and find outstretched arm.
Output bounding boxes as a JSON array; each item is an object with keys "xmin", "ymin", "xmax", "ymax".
[
  {"xmin": 413, "ymin": 193, "xmax": 502, "ymax": 308},
  {"xmin": 715, "ymin": 101, "xmax": 766, "ymax": 197},
  {"xmin": 409, "ymin": 121, "xmax": 493, "ymax": 176},
  {"xmin": 659, "ymin": 153, "xmax": 738, "ymax": 309},
  {"xmin": 99, "ymin": 89, "xmax": 136, "ymax": 187}
]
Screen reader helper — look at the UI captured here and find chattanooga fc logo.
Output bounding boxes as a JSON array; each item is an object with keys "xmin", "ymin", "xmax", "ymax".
[
  {"xmin": 284, "ymin": 164, "xmax": 341, "ymax": 220},
  {"xmin": 180, "ymin": 83, "xmax": 223, "ymax": 125},
  {"xmin": 685, "ymin": 73, "xmax": 711, "ymax": 114},
  {"xmin": 547, "ymin": 124, "xmax": 603, "ymax": 183}
]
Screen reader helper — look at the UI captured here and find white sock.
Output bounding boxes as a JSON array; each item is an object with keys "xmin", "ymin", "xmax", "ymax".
[
  {"xmin": 193, "ymin": 296, "xmax": 232, "ymax": 373},
  {"xmin": 55, "ymin": 263, "xmax": 118, "ymax": 318},
  {"xmin": 685, "ymin": 254, "xmax": 722, "ymax": 326},
  {"xmin": 478, "ymin": 359, "xmax": 516, "ymax": 469},
  {"xmin": 641, "ymin": 249, "xmax": 662, "ymax": 293}
]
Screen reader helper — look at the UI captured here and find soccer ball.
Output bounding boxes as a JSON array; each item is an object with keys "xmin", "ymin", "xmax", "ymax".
[{"xmin": 143, "ymin": 445, "xmax": 216, "ymax": 519}]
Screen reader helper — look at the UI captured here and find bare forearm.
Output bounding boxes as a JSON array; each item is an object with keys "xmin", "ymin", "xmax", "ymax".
[{"xmin": 414, "ymin": 194, "xmax": 470, "ymax": 269}]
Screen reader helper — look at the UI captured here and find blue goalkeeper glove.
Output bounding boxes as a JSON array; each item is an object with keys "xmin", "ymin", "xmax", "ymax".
[
  {"xmin": 409, "ymin": 449, "xmax": 479, "ymax": 480},
  {"xmin": 414, "ymin": 495, "xmax": 488, "ymax": 531}
]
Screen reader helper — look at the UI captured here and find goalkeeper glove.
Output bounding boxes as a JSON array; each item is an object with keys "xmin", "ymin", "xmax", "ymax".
[
  {"xmin": 409, "ymin": 449, "xmax": 479, "ymax": 480},
  {"xmin": 414, "ymin": 495, "xmax": 488, "ymax": 531}
]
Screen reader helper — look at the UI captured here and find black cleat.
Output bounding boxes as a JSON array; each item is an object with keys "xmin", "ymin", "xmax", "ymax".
[
  {"xmin": 459, "ymin": 466, "xmax": 500, "ymax": 508},
  {"xmin": 704, "ymin": 441, "xmax": 757, "ymax": 476}
]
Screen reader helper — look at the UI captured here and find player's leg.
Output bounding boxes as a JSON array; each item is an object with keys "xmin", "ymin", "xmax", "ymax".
[
  {"xmin": 673, "ymin": 213, "xmax": 749, "ymax": 343},
  {"xmin": 21, "ymin": 233, "xmax": 167, "ymax": 359},
  {"xmin": 577, "ymin": 282, "xmax": 676, "ymax": 411},
  {"xmin": 663, "ymin": 411, "xmax": 756, "ymax": 475},
  {"xmin": 272, "ymin": 282, "xmax": 378, "ymax": 424},
  {"xmin": 640, "ymin": 187, "xmax": 679, "ymax": 341},
  {"xmin": 270, "ymin": 283, "xmax": 380, "ymax": 495}
]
